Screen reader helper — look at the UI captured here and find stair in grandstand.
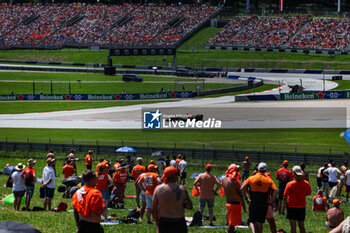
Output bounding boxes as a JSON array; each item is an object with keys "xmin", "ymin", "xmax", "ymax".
[
  {"xmin": 172, "ymin": 17, "xmax": 186, "ymax": 28},
  {"xmin": 64, "ymin": 14, "xmax": 84, "ymax": 27},
  {"xmin": 283, "ymin": 19, "xmax": 311, "ymax": 48},
  {"xmin": 167, "ymin": 16, "xmax": 182, "ymax": 28},
  {"xmin": 22, "ymin": 14, "xmax": 40, "ymax": 25},
  {"xmin": 111, "ymin": 15, "xmax": 133, "ymax": 28}
]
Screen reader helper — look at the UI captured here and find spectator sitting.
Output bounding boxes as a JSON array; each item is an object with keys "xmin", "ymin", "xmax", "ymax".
[
  {"xmin": 312, "ymin": 190, "xmax": 328, "ymax": 212},
  {"xmin": 62, "ymin": 160, "xmax": 76, "ymax": 179},
  {"xmin": 326, "ymin": 199, "xmax": 344, "ymax": 229}
]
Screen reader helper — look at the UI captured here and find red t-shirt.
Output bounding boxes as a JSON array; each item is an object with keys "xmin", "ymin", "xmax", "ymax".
[
  {"xmin": 313, "ymin": 194, "xmax": 327, "ymax": 211},
  {"xmin": 284, "ymin": 180, "xmax": 311, "ymax": 208},
  {"xmin": 62, "ymin": 165, "xmax": 75, "ymax": 178},
  {"xmin": 139, "ymin": 172, "xmax": 159, "ymax": 195},
  {"xmin": 194, "ymin": 172, "xmax": 221, "ymax": 199},
  {"xmin": 276, "ymin": 167, "xmax": 293, "ymax": 184},
  {"xmin": 85, "ymin": 154, "xmax": 92, "ymax": 166},
  {"xmin": 113, "ymin": 169, "xmax": 128, "ymax": 184},
  {"xmin": 132, "ymin": 165, "xmax": 146, "ymax": 183},
  {"xmin": 72, "ymin": 185, "xmax": 105, "ymax": 217},
  {"xmin": 22, "ymin": 167, "xmax": 35, "ymax": 186},
  {"xmin": 95, "ymin": 172, "xmax": 109, "ymax": 190}
]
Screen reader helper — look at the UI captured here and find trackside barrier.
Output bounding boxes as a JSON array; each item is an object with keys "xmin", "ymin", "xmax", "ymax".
[
  {"xmin": 235, "ymin": 94, "xmax": 280, "ymax": 101},
  {"xmin": 281, "ymin": 91, "xmax": 350, "ymax": 100}
]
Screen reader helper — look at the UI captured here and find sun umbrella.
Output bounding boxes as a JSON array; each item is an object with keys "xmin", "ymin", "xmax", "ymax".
[
  {"xmin": 189, "ymin": 172, "xmax": 202, "ymax": 179},
  {"xmin": 217, "ymin": 174, "xmax": 226, "ymax": 182},
  {"xmin": 115, "ymin": 146, "xmax": 137, "ymax": 153},
  {"xmin": 0, "ymin": 221, "xmax": 41, "ymax": 233},
  {"xmin": 3, "ymin": 166, "xmax": 16, "ymax": 175},
  {"xmin": 62, "ymin": 176, "xmax": 82, "ymax": 187}
]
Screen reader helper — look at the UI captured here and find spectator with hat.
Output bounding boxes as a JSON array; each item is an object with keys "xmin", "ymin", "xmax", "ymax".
[
  {"xmin": 326, "ymin": 199, "xmax": 344, "ymax": 229},
  {"xmin": 42, "ymin": 157, "xmax": 56, "ymax": 211},
  {"xmin": 241, "ymin": 156, "xmax": 251, "ymax": 182},
  {"xmin": 242, "ymin": 162, "xmax": 278, "ymax": 233},
  {"xmin": 46, "ymin": 149, "xmax": 57, "ymax": 177},
  {"xmin": 114, "ymin": 157, "xmax": 123, "ymax": 170},
  {"xmin": 312, "ymin": 189, "xmax": 328, "ymax": 212},
  {"xmin": 139, "ymin": 164, "xmax": 161, "ymax": 224},
  {"xmin": 113, "ymin": 163, "xmax": 128, "ymax": 209},
  {"xmin": 176, "ymin": 154, "xmax": 182, "ymax": 174},
  {"xmin": 11, "ymin": 163, "xmax": 26, "ymax": 211},
  {"xmin": 62, "ymin": 159, "xmax": 76, "ymax": 179},
  {"xmin": 96, "ymin": 160, "xmax": 113, "ymax": 219},
  {"xmin": 276, "ymin": 160, "xmax": 293, "ymax": 214},
  {"xmin": 96, "ymin": 158, "xmax": 105, "ymax": 173},
  {"xmin": 152, "ymin": 166, "xmax": 193, "ymax": 233},
  {"xmin": 132, "ymin": 157, "xmax": 146, "ymax": 209},
  {"xmin": 22, "ymin": 158, "xmax": 36, "ymax": 211},
  {"xmin": 85, "ymin": 150, "xmax": 93, "ymax": 170},
  {"xmin": 193, "ymin": 163, "xmax": 221, "ymax": 226},
  {"xmin": 283, "ymin": 165, "xmax": 312, "ymax": 233}
]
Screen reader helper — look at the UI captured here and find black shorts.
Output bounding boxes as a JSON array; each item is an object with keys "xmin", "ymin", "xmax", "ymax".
[
  {"xmin": 79, "ymin": 220, "xmax": 104, "ymax": 233},
  {"xmin": 13, "ymin": 190, "xmax": 25, "ymax": 198},
  {"xmin": 278, "ymin": 184, "xmax": 287, "ymax": 201},
  {"xmin": 346, "ymin": 185, "xmax": 350, "ymax": 193},
  {"xmin": 181, "ymin": 172, "xmax": 187, "ymax": 179},
  {"xmin": 86, "ymin": 165, "xmax": 92, "ymax": 170},
  {"xmin": 286, "ymin": 207, "xmax": 306, "ymax": 221},
  {"xmin": 329, "ymin": 182, "xmax": 338, "ymax": 188},
  {"xmin": 317, "ymin": 177, "xmax": 322, "ymax": 187},
  {"xmin": 248, "ymin": 203, "xmax": 268, "ymax": 224},
  {"xmin": 159, "ymin": 217, "xmax": 187, "ymax": 233}
]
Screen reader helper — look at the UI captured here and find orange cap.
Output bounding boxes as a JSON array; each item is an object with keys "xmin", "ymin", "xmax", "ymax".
[
  {"xmin": 88, "ymin": 150, "xmax": 93, "ymax": 154},
  {"xmin": 205, "ymin": 164, "xmax": 212, "ymax": 170},
  {"xmin": 283, "ymin": 160, "xmax": 288, "ymax": 165},
  {"xmin": 148, "ymin": 164, "xmax": 157, "ymax": 172},
  {"xmin": 178, "ymin": 154, "xmax": 182, "ymax": 158},
  {"xmin": 245, "ymin": 156, "xmax": 249, "ymax": 160},
  {"xmin": 333, "ymin": 199, "xmax": 341, "ymax": 205},
  {"xmin": 150, "ymin": 160, "xmax": 155, "ymax": 164},
  {"xmin": 162, "ymin": 166, "xmax": 178, "ymax": 183}
]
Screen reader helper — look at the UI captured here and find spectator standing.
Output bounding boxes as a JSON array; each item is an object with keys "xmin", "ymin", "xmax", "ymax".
[
  {"xmin": 96, "ymin": 158, "xmax": 105, "ymax": 173},
  {"xmin": 170, "ymin": 155, "xmax": 177, "ymax": 168},
  {"xmin": 126, "ymin": 155, "xmax": 135, "ymax": 173},
  {"xmin": 179, "ymin": 156, "xmax": 187, "ymax": 185},
  {"xmin": 193, "ymin": 164, "xmax": 221, "ymax": 226},
  {"xmin": 300, "ymin": 162, "xmax": 309, "ymax": 181},
  {"xmin": 339, "ymin": 161, "xmax": 348, "ymax": 197},
  {"xmin": 73, "ymin": 170, "xmax": 106, "ymax": 233},
  {"xmin": 317, "ymin": 164, "xmax": 324, "ymax": 189},
  {"xmin": 62, "ymin": 160, "xmax": 76, "ymax": 178},
  {"xmin": 241, "ymin": 156, "xmax": 251, "ymax": 182},
  {"xmin": 12, "ymin": 163, "xmax": 26, "ymax": 211},
  {"xmin": 113, "ymin": 163, "xmax": 128, "ymax": 209},
  {"xmin": 132, "ymin": 157, "xmax": 146, "ymax": 208},
  {"xmin": 157, "ymin": 157, "xmax": 166, "ymax": 177},
  {"xmin": 321, "ymin": 163, "xmax": 330, "ymax": 195},
  {"xmin": 345, "ymin": 166, "xmax": 350, "ymax": 201},
  {"xmin": 22, "ymin": 158, "xmax": 36, "ymax": 211},
  {"xmin": 139, "ymin": 164, "xmax": 161, "ymax": 224},
  {"xmin": 114, "ymin": 157, "xmax": 123, "ymax": 170},
  {"xmin": 42, "ymin": 158, "xmax": 56, "ymax": 211},
  {"xmin": 222, "ymin": 164, "xmax": 242, "ymax": 233},
  {"xmin": 176, "ymin": 155, "xmax": 182, "ymax": 172},
  {"xmin": 165, "ymin": 155, "xmax": 171, "ymax": 167},
  {"xmin": 152, "ymin": 166, "xmax": 193, "ymax": 233},
  {"xmin": 276, "ymin": 160, "xmax": 293, "ymax": 214},
  {"xmin": 323, "ymin": 162, "xmax": 340, "ymax": 189},
  {"xmin": 85, "ymin": 150, "xmax": 93, "ymax": 170},
  {"xmin": 96, "ymin": 161, "xmax": 113, "ymax": 219},
  {"xmin": 67, "ymin": 149, "xmax": 77, "ymax": 176},
  {"xmin": 326, "ymin": 199, "xmax": 344, "ymax": 229},
  {"xmin": 46, "ymin": 150, "xmax": 57, "ymax": 177},
  {"xmin": 312, "ymin": 189, "xmax": 328, "ymax": 211},
  {"xmin": 283, "ymin": 165, "xmax": 312, "ymax": 233},
  {"xmin": 242, "ymin": 162, "xmax": 278, "ymax": 233}
]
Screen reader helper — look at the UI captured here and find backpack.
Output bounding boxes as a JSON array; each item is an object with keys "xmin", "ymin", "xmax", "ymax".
[
  {"xmin": 127, "ymin": 209, "xmax": 140, "ymax": 219},
  {"xmin": 189, "ymin": 210, "xmax": 202, "ymax": 227}
]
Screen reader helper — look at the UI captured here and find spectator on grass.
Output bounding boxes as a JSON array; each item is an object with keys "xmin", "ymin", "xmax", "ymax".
[
  {"xmin": 326, "ymin": 199, "xmax": 344, "ymax": 229},
  {"xmin": 46, "ymin": 149, "xmax": 57, "ymax": 177},
  {"xmin": 165, "ymin": 155, "xmax": 171, "ymax": 167},
  {"xmin": 113, "ymin": 163, "xmax": 128, "ymax": 209},
  {"xmin": 323, "ymin": 162, "xmax": 340, "ymax": 190},
  {"xmin": 62, "ymin": 159, "xmax": 76, "ymax": 179},
  {"xmin": 136, "ymin": 171, "xmax": 147, "ymax": 220},
  {"xmin": 67, "ymin": 149, "xmax": 77, "ymax": 176},
  {"xmin": 179, "ymin": 156, "xmax": 187, "ymax": 185},
  {"xmin": 138, "ymin": 164, "xmax": 161, "ymax": 224},
  {"xmin": 283, "ymin": 165, "xmax": 312, "ymax": 233},
  {"xmin": 42, "ymin": 158, "xmax": 56, "ymax": 211},
  {"xmin": 96, "ymin": 161, "xmax": 113, "ymax": 219},
  {"xmin": 317, "ymin": 164, "xmax": 325, "ymax": 190},
  {"xmin": 329, "ymin": 216, "xmax": 350, "ymax": 233},
  {"xmin": 170, "ymin": 155, "xmax": 177, "ymax": 168},
  {"xmin": 22, "ymin": 158, "xmax": 36, "ymax": 211},
  {"xmin": 73, "ymin": 170, "xmax": 106, "ymax": 233},
  {"xmin": 132, "ymin": 157, "xmax": 146, "ymax": 209},
  {"xmin": 321, "ymin": 162, "xmax": 330, "ymax": 195},
  {"xmin": 241, "ymin": 156, "xmax": 251, "ymax": 182},
  {"xmin": 194, "ymin": 163, "xmax": 221, "ymax": 226},
  {"xmin": 300, "ymin": 162, "xmax": 309, "ymax": 181},
  {"xmin": 96, "ymin": 158, "xmax": 105, "ymax": 172},
  {"xmin": 152, "ymin": 166, "xmax": 193, "ymax": 233},
  {"xmin": 85, "ymin": 150, "xmax": 93, "ymax": 170},
  {"xmin": 114, "ymin": 157, "xmax": 123, "ymax": 170},
  {"xmin": 157, "ymin": 157, "xmax": 166, "ymax": 177},
  {"xmin": 345, "ymin": 166, "xmax": 350, "ymax": 201},
  {"xmin": 11, "ymin": 163, "xmax": 26, "ymax": 211},
  {"xmin": 276, "ymin": 160, "xmax": 293, "ymax": 215},
  {"xmin": 339, "ymin": 161, "xmax": 349, "ymax": 197},
  {"xmin": 312, "ymin": 189, "xmax": 327, "ymax": 212},
  {"xmin": 242, "ymin": 162, "xmax": 278, "ymax": 233}
]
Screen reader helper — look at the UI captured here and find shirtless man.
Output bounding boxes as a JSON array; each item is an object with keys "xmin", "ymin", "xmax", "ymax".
[
  {"xmin": 222, "ymin": 164, "xmax": 242, "ymax": 233},
  {"xmin": 152, "ymin": 166, "xmax": 193, "ymax": 233},
  {"xmin": 241, "ymin": 157, "xmax": 251, "ymax": 182},
  {"xmin": 73, "ymin": 170, "xmax": 106, "ymax": 233}
]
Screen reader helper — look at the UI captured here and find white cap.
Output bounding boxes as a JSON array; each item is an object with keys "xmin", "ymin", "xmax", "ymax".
[
  {"xmin": 136, "ymin": 157, "xmax": 143, "ymax": 162},
  {"xmin": 258, "ymin": 162, "xmax": 267, "ymax": 171}
]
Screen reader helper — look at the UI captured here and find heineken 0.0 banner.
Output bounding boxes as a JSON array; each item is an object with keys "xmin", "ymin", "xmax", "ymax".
[{"xmin": 281, "ymin": 91, "xmax": 350, "ymax": 100}]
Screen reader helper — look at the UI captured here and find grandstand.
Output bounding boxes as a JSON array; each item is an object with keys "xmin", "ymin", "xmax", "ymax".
[{"xmin": 0, "ymin": 3, "xmax": 219, "ymax": 49}]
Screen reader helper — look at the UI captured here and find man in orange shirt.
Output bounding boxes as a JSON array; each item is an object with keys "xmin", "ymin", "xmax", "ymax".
[
  {"xmin": 96, "ymin": 158, "xmax": 105, "ymax": 173},
  {"xmin": 312, "ymin": 189, "xmax": 328, "ymax": 212},
  {"xmin": 113, "ymin": 163, "xmax": 128, "ymax": 209},
  {"xmin": 62, "ymin": 160, "xmax": 76, "ymax": 179},
  {"xmin": 132, "ymin": 157, "xmax": 146, "ymax": 208},
  {"xmin": 85, "ymin": 150, "xmax": 93, "ymax": 170},
  {"xmin": 276, "ymin": 160, "xmax": 293, "ymax": 214},
  {"xmin": 283, "ymin": 165, "xmax": 312, "ymax": 233},
  {"xmin": 138, "ymin": 164, "xmax": 161, "ymax": 224},
  {"xmin": 73, "ymin": 170, "xmax": 106, "ymax": 233},
  {"xmin": 114, "ymin": 157, "xmax": 123, "ymax": 170},
  {"xmin": 242, "ymin": 162, "xmax": 278, "ymax": 233},
  {"xmin": 194, "ymin": 164, "xmax": 221, "ymax": 226}
]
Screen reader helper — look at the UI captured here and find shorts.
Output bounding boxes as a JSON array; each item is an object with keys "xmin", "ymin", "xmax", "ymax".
[
  {"xmin": 226, "ymin": 202, "xmax": 241, "ymax": 226},
  {"xmin": 13, "ymin": 190, "xmax": 25, "ymax": 198},
  {"xmin": 26, "ymin": 186, "xmax": 35, "ymax": 198},
  {"xmin": 317, "ymin": 177, "xmax": 322, "ymax": 187},
  {"xmin": 86, "ymin": 165, "xmax": 92, "ymax": 170},
  {"xmin": 99, "ymin": 190, "xmax": 110, "ymax": 201},
  {"xmin": 241, "ymin": 171, "xmax": 249, "ymax": 181},
  {"xmin": 266, "ymin": 204, "xmax": 274, "ymax": 219},
  {"xmin": 340, "ymin": 176, "xmax": 345, "ymax": 186},
  {"xmin": 199, "ymin": 198, "xmax": 214, "ymax": 209},
  {"xmin": 322, "ymin": 181, "xmax": 329, "ymax": 190},
  {"xmin": 79, "ymin": 220, "xmax": 104, "ymax": 233},
  {"xmin": 286, "ymin": 207, "xmax": 306, "ymax": 221},
  {"xmin": 248, "ymin": 203, "xmax": 267, "ymax": 224},
  {"xmin": 145, "ymin": 194, "xmax": 153, "ymax": 209},
  {"xmin": 278, "ymin": 184, "xmax": 287, "ymax": 201},
  {"xmin": 346, "ymin": 185, "xmax": 350, "ymax": 193},
  {"xmin": 158, "ymin": 217, "xmax": 187, "ymax": 233},
  {"xmin": 180, "ymin": 172, "xmax": 187, "ymax": 179},
  {"xmin": 44, "ymin": 187, "xmax": 55, "ymax": 199},
  {"xmin": 141, "ymin": 191, "xmax": 146, "ymax": 203},
  {"xmin": 329, "ymin": 182, "xmax": 338, "ymax": 188}
]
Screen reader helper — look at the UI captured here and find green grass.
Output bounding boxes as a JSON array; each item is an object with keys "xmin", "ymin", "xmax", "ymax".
[
  {"xmin": 0, "ymin": 27, "xmax": 350, "ymax": 70},
  {"xmin": 0, "ymin": 157, "xmax": 343, "ymax": 233},
  {"xmin": 333, "ymin": 80, "xmax": 350, "ymax": 90}
]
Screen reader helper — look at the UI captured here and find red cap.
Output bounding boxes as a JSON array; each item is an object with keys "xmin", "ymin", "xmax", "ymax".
[
  {"xmin": 162, "ymin": 166, "xmax": 178, "ymax": 183},
  {"xmin": 245, "ymin": 156, "xmax": 249, "ymax": 160},
  {"xmin": 88, "ymin": 150, "xmax": 93, "ymax": 154},
  {"xmin": 148, "ymin": 164, "xmax": 157, "ymax": 172},
  {"xmin": 333, "ymin": 199, "xmax": 341, "ymax": 205},
  {"xmin": 283, "ymin": 160, "xmax": 288, "ymax": 165},
  {"xmin": 178, "ymin": 154, "xmax": 182, "ymax": 158},
  {"xmin": 150, "ymin": 160, "xmax": 154, "ymax": 164},
  {"xmin": 205, "ymin": 164, "xmax": 212, "ymax": 170}
]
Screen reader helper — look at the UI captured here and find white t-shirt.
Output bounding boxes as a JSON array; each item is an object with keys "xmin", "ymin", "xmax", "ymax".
[
  {"xmin": 325, "ymin": 167, "xmax": 340, "ymax": 183},
  {"xmin": 42, "ymin": 165, "xmax": 55, "ymax": 189},
  {"xmin": 11, "ymin": 171, "xmax": 26, "ymax": 192},
  {"xmin": 345, "ymin": 170, "xmax": 350, "ymax": 186},
  {"xmin": 170, "ymin": 160, "xmax": 177, "ymax": 168},
  {"xmin": 179, "ymin": 160, "xmax": 187, "ymax": 173}
]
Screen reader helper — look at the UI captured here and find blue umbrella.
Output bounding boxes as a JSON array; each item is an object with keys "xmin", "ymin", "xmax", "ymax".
[
  {"xmin": 3, "ymin": 166, "xmax": 16, "ymax": 175},
  {"xmin": 116, "ymin": 146, "xmax": 137, "ymax": 153}
]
